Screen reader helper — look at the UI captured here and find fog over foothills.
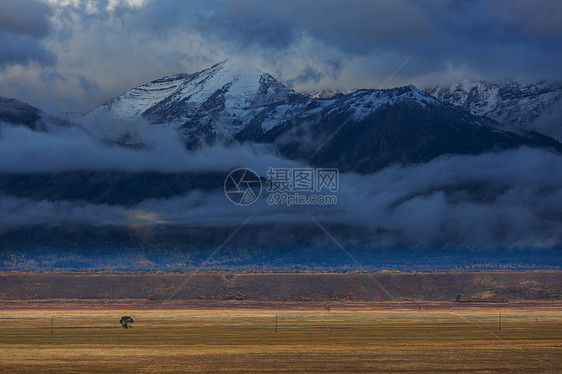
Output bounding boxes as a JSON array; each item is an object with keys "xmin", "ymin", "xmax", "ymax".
[
  {"xmin": 0, "ymin": 0, "xmax": 562, "ymax": 250},
  {"xmin": 1, "ymin": 113, "xmax": 561, "ymax": 248}
]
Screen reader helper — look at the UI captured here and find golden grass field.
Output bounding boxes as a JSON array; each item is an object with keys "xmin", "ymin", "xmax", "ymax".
[{"xmin": 0, "ymin": 303, "xmax": 561, "ymax": 373}]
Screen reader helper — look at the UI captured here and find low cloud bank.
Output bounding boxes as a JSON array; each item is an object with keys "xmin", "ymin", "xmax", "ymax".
[
  {"xmin": 1, "ymin": 112, "xmax": 560, "ymax": 249},
  {"xmin": 0, "ymin": 112, "xmax": 298, "ymax": 173}
]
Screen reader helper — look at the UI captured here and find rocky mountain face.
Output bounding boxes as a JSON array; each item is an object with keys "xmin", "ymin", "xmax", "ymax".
[
  {"xmin": 0, "ymin": 97, "xmax": 46, "ymax": 131},
  {"xmin": 426, "ymin": 81, "xmax": 562, "ymax": 129},
  {"xmin": 269, "ymin": 93, "xmax": 560, "ymax": 174},
  {"xmin": 93, "ymin": 61, "xmax": 561, "ymax": 173},
  {"xmin": 92, "ymin": 60, "xmax": 302, "ymax": 147}
]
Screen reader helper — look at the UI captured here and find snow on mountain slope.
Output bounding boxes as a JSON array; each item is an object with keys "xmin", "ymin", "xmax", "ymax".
[
  {"xmin": 93, "ymin": 60, "xmax": 562, "ymax": 170},
  {"xmin": 301, "ymin": 88, "xmax": 356, "ymax": 99},
  {"xmin": 345, "ymin": 85, "xmax": 441, "ymax": 121},
  {"xmin": 100, "ymin": 73, "xmax": 189, "ymax": 119},
  {"xmin": 94, "ymin": 60, "xmax": 301, "ymax": 137},
  {"xmin": 94, "ymin": 61, "xmax": 449, "ymax": 146},
  {"xmin": 427, "ymin": 81, "xmax": 562, "ymax": 128}
]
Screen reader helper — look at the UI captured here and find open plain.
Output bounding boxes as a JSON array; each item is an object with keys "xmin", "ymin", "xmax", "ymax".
[{"xmin": 1, "ymin": 271, "xmax": 561, "ymax": 373}]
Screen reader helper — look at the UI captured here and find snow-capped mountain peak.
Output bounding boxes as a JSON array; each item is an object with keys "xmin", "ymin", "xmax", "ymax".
[
  {"xmin": 171, "ymin": 60, "xmax": 294, "ymax": 110},
  {"xmin": 96, "ymin": 62, "xmax": 446, "ymax": 139},
  {"xmin": 92, "ymin": 60, "xmax": 462, "ymax": 149},
  {"xmin": 91, "ymin": 61, "xmax": 561, "ymax": 157},
  {"xmin": 93, "ymin": 60, "xmax": 298, "ymax": 137}
]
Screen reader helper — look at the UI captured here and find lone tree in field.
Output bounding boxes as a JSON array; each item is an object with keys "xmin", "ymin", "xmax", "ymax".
[{"xmin": 120, "ymin": 316, "xmax": 134, "ymax": 329}]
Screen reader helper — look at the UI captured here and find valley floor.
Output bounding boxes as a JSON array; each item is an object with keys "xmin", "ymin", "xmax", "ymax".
[{"xmin": 0, "ymin": 302, "xmax": 561, "ymax": 373}]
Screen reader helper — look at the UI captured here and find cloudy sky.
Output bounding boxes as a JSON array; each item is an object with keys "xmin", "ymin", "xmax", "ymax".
[
  {"xmin": 0, "ymin": 0, "xmax": 561, "ymax": 112},
  {"xmin": 1, "ymin": 0, "xmax": 562, "ymax": 252}
]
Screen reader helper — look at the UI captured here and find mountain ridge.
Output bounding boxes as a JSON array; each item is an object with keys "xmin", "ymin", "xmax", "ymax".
[
  {"xmin": 3, "ymin": 61, "xmax": 562, "ymax": 174},
  {"xmin": 92, "ymin": 61, "xmax": 455, "ymax": 147},
  {"xmin": 426, "ymin": 80, "xmax": 562, "ymax": 130}
]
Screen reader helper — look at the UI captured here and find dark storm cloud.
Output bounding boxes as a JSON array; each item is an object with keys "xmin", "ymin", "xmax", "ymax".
[
  {"xmin": 40, "ymin": 71, "xmax": 66, "ymax": 84},
  {"xmin": 2, "ymin": 0, "xmax": 562, "ymax": 111},
  {"xmin": 199, "ymin": 1, "xmax": 298, "ymax": 49},
  {"xmin": 156, "ymin": 0, "xmax": 432, "ymax": 54},
  {"xmin": 143, "ymin": 0, "xmax": 561, "ymax": 69},
  {"xmin": 0, "ymin": 34, "xmax": 57, "ymax": 67},
  {"xmin": 78, "ymin": 76, "xmax": 99, "ymax": 94},
  {"xmin": 284, "ymin": 0, "xmax": 434, "ymax": 54},
  {"xmin": 289, "ymin": 66, "xmax": 323, "ymax": 85},
  {"xmin": 0, "ymin": 0, "xmax": 52, "ymax": 38},
  {"xmin": 132, "ymin": 0, "xmax": 298, "ymax": 50},
  {"xmin": 130, "ymin": 0, "xmax": 562, "ymax": 83},
  {"xmin": 491, "ymin": 0, "xmax": 562, "ymax": 39},
  {"xmin": 0, "ymin": 0, "xmax": 55, "ymax": 68},
  {"xmin": 277, "ymin": 0, "xmax": 562, "ymax": 80}
]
